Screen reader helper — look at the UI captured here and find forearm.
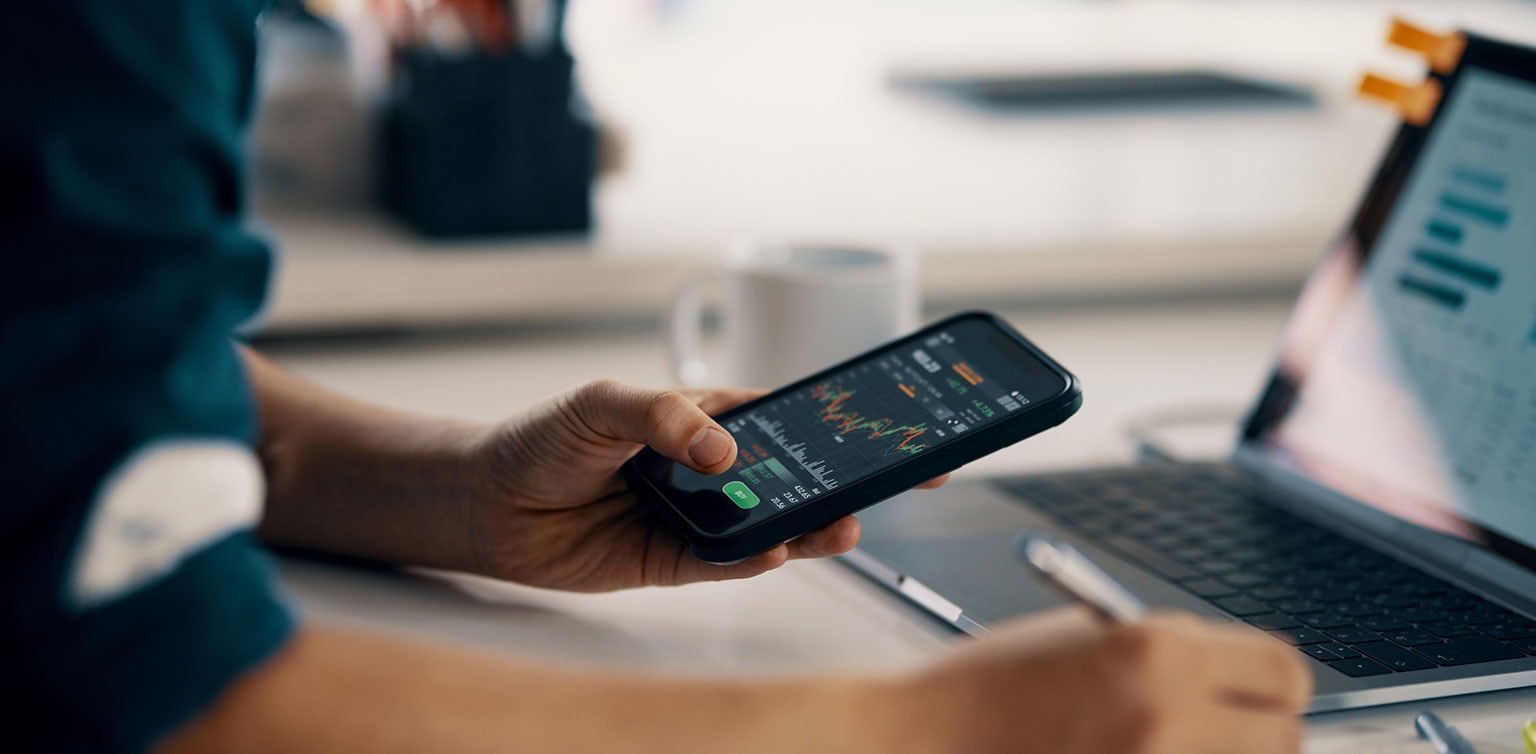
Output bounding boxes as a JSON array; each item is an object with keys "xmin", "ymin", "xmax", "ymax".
[
  {"xmin": 243, "ymin": 348, "xmax": 488, "ymax": 571},
  {"xmin": 159, "ymin": 625, "xmax": 898, "ymax": 754}
]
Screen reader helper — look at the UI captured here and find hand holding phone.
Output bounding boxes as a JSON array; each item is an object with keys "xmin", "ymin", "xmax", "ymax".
[{"xmin": 624, "ymin": 311, "xmax": 1082, "ymax": 563}]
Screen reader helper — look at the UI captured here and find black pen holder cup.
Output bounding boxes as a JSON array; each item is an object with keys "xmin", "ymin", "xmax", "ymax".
[{"xmin": 380, "ymin": 48, "xmax": 595, "ymax": 238}]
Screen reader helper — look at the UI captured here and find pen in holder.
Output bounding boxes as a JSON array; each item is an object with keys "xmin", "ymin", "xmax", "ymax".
[{"xmin": 380, "ymin": 44, "xmax": 596, "ymax": 237}]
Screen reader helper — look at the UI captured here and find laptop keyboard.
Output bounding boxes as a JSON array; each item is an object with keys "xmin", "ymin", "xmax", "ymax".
[{"xmin": 1000, "ymin": 464, "xmax": 1536, "ymax": 678}]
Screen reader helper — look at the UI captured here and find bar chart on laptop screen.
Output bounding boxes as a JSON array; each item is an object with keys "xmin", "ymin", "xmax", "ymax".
[
  {"xmin": 1395, "ymin": 165, "xmax": 1509, "ymax": 319},
  {"xmin": 1361, "ymin": 68, "xmax": 1536, "ymax": 537}
]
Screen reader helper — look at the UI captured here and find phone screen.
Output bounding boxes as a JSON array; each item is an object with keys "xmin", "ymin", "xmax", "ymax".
[{"xmin": 658, "ymin": 317, "xmax": 1070, "ymax": 536}]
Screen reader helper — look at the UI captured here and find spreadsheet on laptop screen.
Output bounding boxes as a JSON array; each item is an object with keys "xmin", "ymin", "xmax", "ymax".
[{"xmin": 1257, "ymin": 68, "xmax": 1536, "ymax": 552}]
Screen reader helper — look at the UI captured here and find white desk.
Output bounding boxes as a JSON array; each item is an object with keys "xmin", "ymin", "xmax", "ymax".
[{"xmin": 262, "ymin": 296, "xmax": 1536, "ymax": 752}]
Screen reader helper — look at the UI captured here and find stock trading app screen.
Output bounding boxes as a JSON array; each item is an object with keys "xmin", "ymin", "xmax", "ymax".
[{"xmin": 662, "ymin": 319, "xmax": 1066, "ymax": 535}]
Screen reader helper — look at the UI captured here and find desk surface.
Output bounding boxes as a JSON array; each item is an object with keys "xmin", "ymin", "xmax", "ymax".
[{"xmin": 264, "ymin": 297, "xmax": 1536, "ymax": 752}]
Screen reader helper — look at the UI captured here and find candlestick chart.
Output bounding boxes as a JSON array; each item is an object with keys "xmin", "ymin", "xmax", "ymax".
[{"xmin": 809, "ymin": 382, "xmax": 930, "ymax": 457}]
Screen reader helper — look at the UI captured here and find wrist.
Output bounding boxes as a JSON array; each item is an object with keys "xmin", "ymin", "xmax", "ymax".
[
  {"xmin": 714, "ymin": 672, "xmax": 910, "ymax": 754},
  {"xmin": 851, "ymin": 674, "xmax": 925, "ymax": 754},
  {"xmin": 257, "ymin": 406, "xmax": 491, "ymax": 572},
  {"xmin": 876, "ymin": 669, "xmax": 964, "ymax": 754}
]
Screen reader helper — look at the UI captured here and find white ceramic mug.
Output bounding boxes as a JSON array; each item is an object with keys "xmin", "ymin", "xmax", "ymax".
[{"xmin": 670, "ymin": 239, "xmax": 920, "ymax": 388}]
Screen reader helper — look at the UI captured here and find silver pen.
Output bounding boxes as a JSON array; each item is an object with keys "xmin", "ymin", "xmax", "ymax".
[
  {"xmin": 1015, "ymin": 530, "xmax": 1147, "ymax": 624},
  {"xmin": 1415, "ymin": 710, "xmax": 1480, "ymax": 754}
]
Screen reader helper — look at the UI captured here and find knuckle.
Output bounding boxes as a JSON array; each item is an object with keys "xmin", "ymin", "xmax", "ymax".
[
  {"xmin": 644, "ymin": 390, "xmax": 693, "ymax": 432},
  {"xmin": 575, "ymin": 377, "xmax": 626, "ymax": 404},
  {"xmin": 563, "ymin": 378, "xmax": 637, "ymax": 435}
]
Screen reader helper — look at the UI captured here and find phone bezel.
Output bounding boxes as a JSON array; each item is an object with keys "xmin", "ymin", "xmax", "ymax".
[{"xmin": 623, "ymin": 310, "xmax": 1083, "ymax": 563}]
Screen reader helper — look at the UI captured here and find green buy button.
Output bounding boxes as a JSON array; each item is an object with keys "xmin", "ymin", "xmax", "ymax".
[{"xmin": 722, "ymin": 481, "xmax": 760, "ymax": 509}]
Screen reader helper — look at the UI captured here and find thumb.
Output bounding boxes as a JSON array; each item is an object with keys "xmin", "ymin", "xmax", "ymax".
[{"xmin": 567, "ymin": 379, "xmax": 738, "ymax": 474}]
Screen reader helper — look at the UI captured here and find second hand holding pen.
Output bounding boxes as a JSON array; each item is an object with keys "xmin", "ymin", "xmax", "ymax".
[{"xmin": 1015, "ymin": 530, "xmax": 1147, "ymax": 624}]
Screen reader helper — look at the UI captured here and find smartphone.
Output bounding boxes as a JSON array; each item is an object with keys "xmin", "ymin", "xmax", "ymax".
[{"xmin": 622, "ymin": 311, "xmax": 1082, "ymax": 563}]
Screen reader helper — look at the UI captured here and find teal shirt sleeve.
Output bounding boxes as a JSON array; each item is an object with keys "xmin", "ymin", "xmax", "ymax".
[{"xmin": 0, "ymin": 2, "xmax": 296, "ymax": 751}]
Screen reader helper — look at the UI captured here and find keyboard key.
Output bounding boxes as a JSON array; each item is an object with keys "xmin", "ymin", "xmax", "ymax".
[
  {"xmin": 1213, "ymin": 596, "xmax": 1271, "ymax": 617},
  {"xmin": 1197, "ymin": 559, "xmax": 1241, "ymax": 574},
  {"xmin": 1300, "ymin": 644, "xmax": 1341, "ymax": 662},
  {"xmin": 1327, "ymin": 627, "xmax": 1382, "ymax": 644},
  {"xmin": 1273, "ymin": 628, "xmax": 1330, "ymax": 646},
  {"xmin": 1300, "ymin": 613, "xmax": 1354, "ymax": 629},
  {"xmin": 1392, "ymin": 608, "xmax": 1444, "ymax": 624},
  {"xmin": 1414, "ymin": 636, "xmax": 1525, "ymax": 666},
  {"xmin": 1328, "ymin": 657, "xmax": 1393, "ymax": 677},
  {"xmin": 1298, "ymin": 586, "xmax": 1348, "ymax": 603},
  {"xmin": 1422, "ymin": 622, "xmax": 1478, "ymax": 638},
  {"xmin": 1295, "ymin": 548, "xmax": 1353, "ymax": 566},
  {"xmin": 1350, "ymin": 583, "xmax": 1396, "ymax": 598},
  {"xmin": 1337, "ymin": 603, "xmax": 1385, "ymax": 618},
  {"xmin": 1225, "ymin": 548, "xmax": 1269, "ymax": 563},
  {"xmin": 1169, "ymin": 543, "xmax": 1221, "ymax": 561},
  {"xmin": 1424, "ymin": 596, "xmax": 1479, "ymax": 611},
  {"xmin": 1315, "ymin": 641, "xmax": 1361, "ymax": 659},
  {"xmin": 1400, "ymin": 582, "xmax": 1449, "ymax": 597},
  {"xmin": 1155, "ymin": 545, "xmax": 1200, "ymax": 562},
  {"xmin": 1180, "ymin": 579, "xmax": 1239, "ymax": 599},
  {"xmin": 1247, "ymin": 614, "xmax": 1301, "ymax": 631},
  {"xmin": 1467, "ymin": 611, "xmax": 1518, "ymax": 626},
  {"xmin": 1105, "ymin": 536, "xmax": 1199, "ymax": 581},
  {"xmin": 1276, "ymin": 571, "xmax": 1331, "ymax": 589},
  {"xmin": 1249, "ymin": 584, "xmax": 1296, "ymax": 601},
  {"xmin": 1482, "ymin": 623, "xmax": 1536, "ymax": 640},
  {"xmin": 1273, "ymin": 599, "xmax": 1325, "ymax": 615},
  {"xmin": 1383, "ymin": 629, "xmax": 1443, "ymax": 647},
  {"xmin": 1221, "ymin": 572, "xmax": 1271, "ymax": 589},
  {"xmin": 1360, "ymin": 615, "xmax": 1410, "ymax": 631},
  {"xmin": 1365, "ymin": 593, "xmax": 1417, "ymax": 609},
  {"xmin": 1356, "ymin": 642, "xmax": 1436, "ymax": 672}
]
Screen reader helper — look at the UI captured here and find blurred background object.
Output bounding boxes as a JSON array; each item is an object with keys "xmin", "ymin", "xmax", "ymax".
[
  {"xmin": 253, "ymin": 0, "xmax": 375, "ymax": 211},
  {"xmin": 248, "ymin": 0, "xmax": 1536, "ymax": 335},
  {"xmin": 669, "ymin": 239, "xmax": 920, "ymax": 388},
  {"xmin": 375, "ymin": 0, "xmax": 597, "ymax": 237}
]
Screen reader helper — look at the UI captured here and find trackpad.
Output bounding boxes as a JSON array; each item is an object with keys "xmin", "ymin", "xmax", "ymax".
[
  {"xmin": 859, "ymin": 529, "xmax": 1229, "ymax": 626},
  {"xmin": 856, "ymin": 483, "xmax": 1229, "ymax": 627}
]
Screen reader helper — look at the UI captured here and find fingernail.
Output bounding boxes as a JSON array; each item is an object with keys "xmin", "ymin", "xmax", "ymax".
[{"xmin": 688, "ymin": 426, "xmax": 733, "ymax": 468}]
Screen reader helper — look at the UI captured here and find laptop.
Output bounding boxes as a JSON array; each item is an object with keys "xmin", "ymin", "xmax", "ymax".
[{"xmin": 842, "ymin": 27, "xmax": 1536, "ymax": 713}]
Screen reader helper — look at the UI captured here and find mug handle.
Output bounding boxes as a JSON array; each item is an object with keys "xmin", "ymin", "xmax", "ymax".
[{"xmin": 668, "ymin": 266, "xmax": 724, "ymax": 386}]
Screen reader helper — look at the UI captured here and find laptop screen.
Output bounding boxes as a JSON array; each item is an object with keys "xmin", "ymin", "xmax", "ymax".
[{"xmin": 1241, "ymin": 46, "xmax": 1536, "ymax": 565}]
